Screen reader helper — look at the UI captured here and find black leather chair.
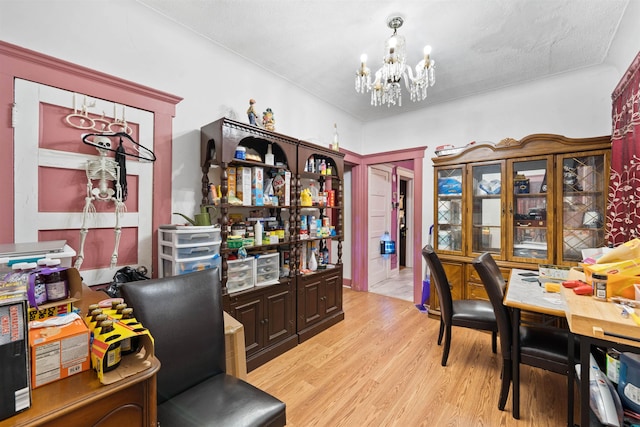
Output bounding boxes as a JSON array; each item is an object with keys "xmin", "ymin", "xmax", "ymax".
[
  {"xmin": 422, "ymin": 245, "xmax": 498, "ymax": 366},
  {"xmin": 120, "ymin": 268, "xmax": 286, "ymax": 427},
  {"xmin": 472, "ymin": 252, "xmax": 574, "ymax": 421}
]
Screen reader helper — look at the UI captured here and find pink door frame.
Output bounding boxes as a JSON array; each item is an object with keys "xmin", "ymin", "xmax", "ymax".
[
  {"xmin": 0, "ymin": 41, "xmax": 182, "ymax": 277},
  {"xmin": 343, "ymin": 146, "xmax": 427, "ymax": 303}
]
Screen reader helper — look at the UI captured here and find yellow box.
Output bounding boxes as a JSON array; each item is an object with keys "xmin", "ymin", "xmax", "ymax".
[
  {"xmin": 29, "ymin": 318, "xmax": 90, "ymax": 388},
  {"xmin": 90, "ymin": 314, "xmax": 154, "ymax": 385},
  {"xmin": 583, "ymin": 259, "xmax": 640, "ymax": 284},
  {"xmin": 224, "ymin": 311, "xmax": 247, "ymax": 380},
  {"xmin": 227, "ymin": 167, "xmax": 236, "ymax": 198},
  {"xmin": 606, "ymin": 274, "xmax": 640, "ymax": 299}
]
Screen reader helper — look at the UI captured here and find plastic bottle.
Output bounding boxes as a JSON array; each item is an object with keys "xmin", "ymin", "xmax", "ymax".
[
  {"xmin": 309, "ymin": 247, "xmax": 318, "ymax": 271},
  {"xmin": 308, "ymin": 182, "xmax": 319, "ymax": 205},
  {"xmin": 265, "ymin": 144, "xmax": 274, "ymax": 166},
  {"xmin": 255, "ymin": 220, "xmax": 263, "ymax": 246}
]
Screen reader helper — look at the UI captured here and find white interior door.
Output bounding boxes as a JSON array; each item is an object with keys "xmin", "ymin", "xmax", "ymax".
[
  {"xmin": 368, "ymin": 165, "xmax": 392, "ymax": 285},
  {"xmin": 14, "ymin": 79, "xmax": 154, "ymax": 285}
]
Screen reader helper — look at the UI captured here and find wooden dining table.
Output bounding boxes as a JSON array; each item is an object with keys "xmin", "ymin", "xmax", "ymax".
[{"xmin": 504, "ymin": 269, "xmax": 571, "ymax": 424}]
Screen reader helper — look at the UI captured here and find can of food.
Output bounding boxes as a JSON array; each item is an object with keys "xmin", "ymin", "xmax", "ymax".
[{"xmin": 592, "ymin": 273, "xmax": 608, "ymax": 301}]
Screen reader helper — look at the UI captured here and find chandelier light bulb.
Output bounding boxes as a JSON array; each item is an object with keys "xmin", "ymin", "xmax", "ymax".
[{"xmin": 360, "ymin": 53, "xmax": 368, "ymax": 64}]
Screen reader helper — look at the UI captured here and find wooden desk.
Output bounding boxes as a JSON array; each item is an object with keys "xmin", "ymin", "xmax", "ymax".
[
  {"xmin": 505, "ymin": 269, "xmax": 572, "ymax": 424},
  {"xmin": 562, "ymin": 286, "xmax": 640, "ymax": 427},
  {"xmin": 0, "ymin": 285, "xmax": 160, "ymax": 427}
]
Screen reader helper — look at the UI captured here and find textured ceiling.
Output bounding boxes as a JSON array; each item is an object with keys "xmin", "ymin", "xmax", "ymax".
[{"xmin": 136, "ymin": 0, "xmax": 628, "ymax": 122}]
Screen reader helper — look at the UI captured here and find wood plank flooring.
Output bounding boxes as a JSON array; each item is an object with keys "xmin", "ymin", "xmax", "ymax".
[{"xmin": 248, "ymin": 288, "xmax": 569, "ymax": 426}]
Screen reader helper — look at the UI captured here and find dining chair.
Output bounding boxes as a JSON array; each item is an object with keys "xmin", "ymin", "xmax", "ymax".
[
  {"xmin": 422, "ymin": 245, "xmax": 498, "ymax": 366},
  {"xmin": 120, "ymin": 268, "xmax": 286, "ymax": 427},
  {"xmin": 472, "ymin": 252, "xmax": 575, "ymax": 421}
]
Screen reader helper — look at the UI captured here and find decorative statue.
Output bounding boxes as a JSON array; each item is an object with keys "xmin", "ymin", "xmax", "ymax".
[
  {"xmin": 247, "ymin": 98, "xmax": 259, "ymax": 126},
  {"xmin": 263, "ymin": 108, "xmax": 275, "ymax": 131}
]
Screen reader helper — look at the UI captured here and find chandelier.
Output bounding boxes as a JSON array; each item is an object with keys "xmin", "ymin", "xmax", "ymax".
[{"xmin": 355, "ymin": 16, "xmax": 435, "ymax": 107}]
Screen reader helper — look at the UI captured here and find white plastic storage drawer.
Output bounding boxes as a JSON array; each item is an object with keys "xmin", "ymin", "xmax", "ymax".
[
  {"xmin": 255, "ymin": 253, "xmax": 280, "ymax": 286},
  {"xmin": 227, "ymin": 257, "xmax": 255, "ymax": 293},
  {"xmin": 159, "ymin": 225, "xmax": 221, "ymax": 247},
  {"xmin": 161, "ymin": 241, "xmax": 221, "ymax": 259},
  {"xmin": 160, "ymin": 253, "xmax": 221, "ymax": 278}
]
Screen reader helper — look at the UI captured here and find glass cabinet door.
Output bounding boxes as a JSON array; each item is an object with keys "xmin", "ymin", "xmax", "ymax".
[
  {"xmin": 509, "ymin": 157, "xmax": 552, "ymax": 263},
  {"xmin": 558, "ymin": 151, "xmax": 609, "ymax": 264},
  {"xmin": 435, "ymin": 167, "xmax": 463, "ymax": 254},
  {"xmin": 470, "ymin": 162, "xmax": 504, "ymax": 257}
]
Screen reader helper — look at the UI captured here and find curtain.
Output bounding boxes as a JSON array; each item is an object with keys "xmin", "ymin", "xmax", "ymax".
[{"xmin": 606, "ymin": 51, "xmax": 640, "ymax": 245}]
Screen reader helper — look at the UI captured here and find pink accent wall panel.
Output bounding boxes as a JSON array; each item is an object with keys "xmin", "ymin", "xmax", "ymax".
[{"xmin": 39, "ymin": 228, "xmax": 138, "ymax": 270}]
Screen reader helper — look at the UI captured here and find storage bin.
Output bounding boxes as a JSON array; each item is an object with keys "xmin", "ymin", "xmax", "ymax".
[
  {"xmin": 255, "ymin": 253, "xmax": 280, "ymax": 286},
  {"xmin": 227, "ymin": 257, "xmax": 255, "ymax": 293},
  {"xmin": 160, "ymin": 253, "xmax": 221, "ymax": 278},
  {"xmin": 161, "ymin": 241, "xmax": 221, "ymax": 258},
  {"xmin": 159, "ymin": 225, "xmax": 221, "ymax": 247}
]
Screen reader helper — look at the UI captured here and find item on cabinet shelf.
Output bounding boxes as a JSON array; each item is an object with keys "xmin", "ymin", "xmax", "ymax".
[
  {"xmin": 477, "ymin": 179, "xmax": 501, "ymax": 195},
  {"xmin": 262, "ymin": 108, "xmax": 275, "ymax": 131},
  {"xmin": 300, "ymin": 188, "xmax": 312, "ymax": 206},
  {"xmin": 236, "ymin": 167, "xmax": 252, "ymax": 206},
  {"xmin": 272, "ymin": 170, "xmax": 291, "ymax": 206},
  {"xmin": 563, "ymin": 161, "xmax": 582, "ymax": 191},
  {"xmin": 332, "ymin": 123, "xmax": 340, "ymax": 151},
  {"xmin": 247, "ymin": 99, "xmax": 259, "ymax": 126},
  {"xmin": 309, "ymin": 216, "xmax": 317, "ymax": 237},
  {"xmin": 173, "ymin": 205, "xmax": 216, "ymax": 227},
  {"xmin": 265, "ymin": 144, "xmax": 275, "ymax": 166},
  {"xmin": 228, "ymin": 167, "xmax": 237, "ymax": 198},
  {"xmin": 437, "ymin": 177, "xmax": 462, "ymax": 195},
  {"xmin": 252, "ymin": 167, "xmax": 264, "ymax": 206},
  {"xmin": 438, "ymin": 200, "xmax": 451, "ymax": 224},
  {"xmin": 321, "ymin": 246, "xmax": 329, "ymax": 265},
  {"xmin": 583, "ymin": 210, "xmax": 603, "ymax": 228},
  {"xmin": 308, "ymin": 182, "xmax": 319, "ymax": 204},
  {"xmin": 255, "ymin": 220, "xmax": 263, "ymax": 246},
  {"xmin": 309, "ymin": 247, "xmax": 318, "ymax": 271},
  {"xmin": 234, "ymin": 146, "xmax": 246, "ymax": 160},
  {"xmin": 228, "ymin": 235, "xmax": 243, "ymax": 249},
  {"xmin": 514, "ymin": 174, "xmax": 530, "ymax": 194}
]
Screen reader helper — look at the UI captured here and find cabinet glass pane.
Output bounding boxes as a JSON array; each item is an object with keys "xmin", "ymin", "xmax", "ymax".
[
  {"xmin": 562, "ymin": 154, "xmax": 606, "ymax": 262},
  {"xmin": 512, "ymin": 159, "xmax": 548, "ymax": 260},
  {"xmin": 471, "ymin": 163, "xmax": 502, "ymax": 254},
  {"xmin": 436, "ymin": 168, "xmax": 463, "ymax": 252}
]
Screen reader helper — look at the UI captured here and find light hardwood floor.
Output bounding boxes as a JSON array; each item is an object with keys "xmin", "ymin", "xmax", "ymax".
[{"xmin": 248, "ymin": 287, "xmax": 569, "ymax": 426}]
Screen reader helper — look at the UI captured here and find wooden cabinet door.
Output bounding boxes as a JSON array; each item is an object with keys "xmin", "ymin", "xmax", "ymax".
[
  {"xmin": 323, "ymin": 268, "xmax": 343, "ymax": 318},
  {"xmin": 297, "ymin": 275, "xmax": 323, "ymax": 330},
  {"xmin": 264, "ymin": 286, "xmax": 293, "ymax": 347},
  {"xmin": 230, "ymin": 294, "xmax": 264, "ymax": 357}
]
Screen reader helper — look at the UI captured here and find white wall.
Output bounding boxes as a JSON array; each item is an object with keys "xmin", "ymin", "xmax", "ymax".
[{"xmin": 0, "ymin": 0, "xmax": 361, "ymax": 275}]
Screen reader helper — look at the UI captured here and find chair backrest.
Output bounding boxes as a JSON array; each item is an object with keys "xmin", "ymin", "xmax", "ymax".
[
  {"xmin": 120, "ymin": 268, "xmax": 224, "ymax": 404},
  {"xmin": 422, "ymin": 245, "xmax": 453, "ymax": 323},
  {"xmin": 472, "ymin": 252, "xmax": 512, "ymax": 360}
]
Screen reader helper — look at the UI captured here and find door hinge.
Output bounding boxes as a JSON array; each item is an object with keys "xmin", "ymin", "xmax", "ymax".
[{"xmin": 11, "ymin": 103, "xmax": 17, "ymax": 128}]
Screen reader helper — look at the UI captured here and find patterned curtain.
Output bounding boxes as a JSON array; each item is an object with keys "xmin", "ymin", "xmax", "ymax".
[{"xmin": 607, "ymin": 51, "xmax": 640, "ymax": 245}]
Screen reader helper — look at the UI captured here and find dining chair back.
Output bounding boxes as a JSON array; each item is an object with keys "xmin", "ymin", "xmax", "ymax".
[
  {"xmin": 422, "ymin": 245, "xmax": 498, "ymax": 366},
  {"xmin": 472, "ymin": 252, "xmax": 575, "ymax": 421}
]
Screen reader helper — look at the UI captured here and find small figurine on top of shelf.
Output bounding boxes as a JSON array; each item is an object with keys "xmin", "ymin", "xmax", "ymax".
[
  {"xmin": 247, "ymin": 99, "xmax": 259, "ymax": 126},
  {"xmin": 263, "ymin": 108, "xmax": 275, "ymax": 131}
]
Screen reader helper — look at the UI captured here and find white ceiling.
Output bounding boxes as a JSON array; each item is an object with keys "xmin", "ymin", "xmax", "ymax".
[{"xmin": 136, "ymin": 0, "xmax": 629, "ymax": 123}]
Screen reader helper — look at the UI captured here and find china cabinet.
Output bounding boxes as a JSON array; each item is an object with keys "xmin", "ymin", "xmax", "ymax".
[
  {"xmin": 200, "ymin": 118, "xmax": 344, "ymax": 368},
  {"xmin": 431, "ymin": 134, "xmax": 611, "ymax": 313},
  {"xmin": 295, "ymin": 140, "xmax": 345, "ymax": 343},
  {"xmin": 200, "ymin": 118, "xmax": 298, "ymax": 369}
]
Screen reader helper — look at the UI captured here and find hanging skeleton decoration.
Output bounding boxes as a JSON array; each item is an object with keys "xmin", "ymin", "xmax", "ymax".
[{"xmin": 74, "ymin": 132, "xmax": 155, "ymax": 270}]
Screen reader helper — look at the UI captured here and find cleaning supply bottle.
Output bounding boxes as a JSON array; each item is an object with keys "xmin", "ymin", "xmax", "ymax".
[
  {"xmin": 255, "ymin": 220, "xmax": 263, "ymax": 246},
  {"xmin": 309, "ymin": 247, "xmax": 318, "ymax": 272}
]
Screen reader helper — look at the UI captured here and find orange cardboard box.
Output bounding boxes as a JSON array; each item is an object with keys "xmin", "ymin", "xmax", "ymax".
[{"xmin": 28, "ymin": 318, "xmax": 90, "ymax": 388}]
